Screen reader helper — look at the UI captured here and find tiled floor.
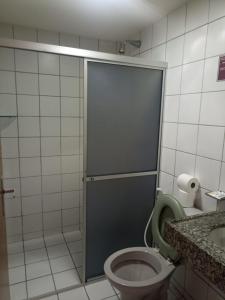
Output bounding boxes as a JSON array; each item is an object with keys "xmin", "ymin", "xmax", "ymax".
[
  {"xmin": 41, "ymin": 279, "xmax": 121, "ymax": 300},
  {"xmin": 8, "ymin": 232, "xmax": 179, "ymax": 300},
  {"xmin": 8, "ymin": 231, "xmax": 83, "ymax": 300}
]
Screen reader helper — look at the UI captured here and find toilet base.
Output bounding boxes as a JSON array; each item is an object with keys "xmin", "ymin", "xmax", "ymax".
[{"xmin": 120, "ymin": 281, "xmax": 169, "ymax": 300}]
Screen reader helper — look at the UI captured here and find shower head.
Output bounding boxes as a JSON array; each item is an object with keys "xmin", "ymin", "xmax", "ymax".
[{"xmin": 118, "ymin": 40, "xmax": 142, "ymax": 54}]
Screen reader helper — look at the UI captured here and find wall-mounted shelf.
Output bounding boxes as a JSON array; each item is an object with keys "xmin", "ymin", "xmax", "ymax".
[{"xmin": 0, "ymin": 116, "xmax": 16, "ymax": 131}]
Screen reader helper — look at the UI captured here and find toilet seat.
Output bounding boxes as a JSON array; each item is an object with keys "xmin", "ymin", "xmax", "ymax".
[
  {"xmin": 104, "ymin": 247, "xmax": 175, "ymax": 288},
  {"xmin": 151, "ymin": 193, "xmax": 186, "ymax": 261}
]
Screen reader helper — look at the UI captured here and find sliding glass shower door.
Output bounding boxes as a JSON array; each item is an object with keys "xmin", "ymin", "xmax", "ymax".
[{"xmin": 84, "ymin": 61, "xmax": 164, "ymax": 281}]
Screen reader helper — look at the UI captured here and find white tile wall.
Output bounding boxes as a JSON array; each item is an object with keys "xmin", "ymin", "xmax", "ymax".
[
  {"xmin": 0, "ymin": 47, "xmax": 84, "ymax": 241},
  {"xmin": 139, "ymin": 0, "xmax": 225, "ymax": 216}
]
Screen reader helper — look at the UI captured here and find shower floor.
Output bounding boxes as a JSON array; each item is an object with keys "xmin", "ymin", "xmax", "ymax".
[{"xmin": 8, "ymin": 230, "xmax": 83, "ymax": 300}]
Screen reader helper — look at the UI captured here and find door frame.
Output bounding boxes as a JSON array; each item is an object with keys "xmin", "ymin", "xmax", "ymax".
[{"xmin": 83, "ymin": 58, "xmax": 166, "ymax": 282}]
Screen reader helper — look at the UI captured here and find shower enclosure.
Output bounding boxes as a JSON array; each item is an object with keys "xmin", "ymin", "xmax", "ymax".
[{"xmin": 0, "ymin": 38, "xmax": 166, "ymax": 299}]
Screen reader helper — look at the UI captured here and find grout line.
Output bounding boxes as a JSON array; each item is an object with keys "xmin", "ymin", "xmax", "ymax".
[
  {"xmin": 36, "ymin": 47, "xmax": 45, "ymax": 242},
  {"xmin": 194, "ymin": 7, "xmax": 211, "ymax": 183},
  {"xmin": 12, "ymin": 45, "xmax": 29, "ymax": 299}
]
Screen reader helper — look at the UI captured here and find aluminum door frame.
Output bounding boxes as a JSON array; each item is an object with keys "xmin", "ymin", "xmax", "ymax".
[
  {"xmin": 83, "ymin": 58, "xmax": 166, "ymax": 282},
  {"xmin": 0, "ymin": 38, "xmax": 166, "ymax": 283}
]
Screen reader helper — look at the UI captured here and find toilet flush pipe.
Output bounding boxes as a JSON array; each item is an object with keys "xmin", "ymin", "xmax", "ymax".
[{"xmin": 144, "ymin": 187, "xmax": 162, "ymax": 248}]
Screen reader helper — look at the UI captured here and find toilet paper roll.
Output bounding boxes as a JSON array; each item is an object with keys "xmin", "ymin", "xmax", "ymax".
[{"xmin": 177, "ymin": 173, "xmax": 199, "ymax": 193}]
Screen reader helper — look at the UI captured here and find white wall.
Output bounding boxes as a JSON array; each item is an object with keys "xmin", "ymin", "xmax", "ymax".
[
  {"xmin": 137, "ymin": 0, "xmax": 225, "ymax": 213},
  {"xmin": 0, "ymin": 23, "xmax": 118, "ymax": 53},
  {"xmin": 137, "ymin": 1, "xmax": 225, "ymax": 300}
]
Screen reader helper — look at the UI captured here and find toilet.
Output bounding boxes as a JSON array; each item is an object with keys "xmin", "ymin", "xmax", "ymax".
[{"xmin": 104, "ymin": 192, "xmax": 189, "ymax": 300}]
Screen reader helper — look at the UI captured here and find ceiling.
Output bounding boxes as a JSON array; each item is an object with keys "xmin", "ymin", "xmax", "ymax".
[{"xmin": 0, "ymin": 0, "xmax": 187, "ymax": 40}]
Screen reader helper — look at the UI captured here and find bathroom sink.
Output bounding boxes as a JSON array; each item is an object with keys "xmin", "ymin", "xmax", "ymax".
[{"xmin": 208, "ymin": 227, "xmax": 225, "ymax": 249}]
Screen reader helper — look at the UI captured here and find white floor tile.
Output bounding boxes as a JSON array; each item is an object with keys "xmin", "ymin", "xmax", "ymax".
[
  {"xmin": 24, "ymin": 237, "xmax": 45, "ymax": 251},
  {"xmin": 58, "ymin": 287, "xmax": 88, "ymax": 300},
  {"xmin": 45, "ymin": 233, "xmax": 65, "ymax": 246},
  {"xmin": 40, "ymin": 296, "xmax": 58, "ymax": 300},
  {"xmin": 10, "ymin": 282, "xmax": 27, "ymax": 300},
  {"xmin": 63, "ymin": 231, "xmax": 82, "ymax": 243},
  {"xmin": 71, "ymin": 252, "xmax": 83, "ymax": 268},
  {"xmin": 67, "ymin": 240, "xmax": 82, "ymax": 253},
  {"xmin": 50, "ymin": 255, "xmax": 75, "ymax": 273},
  {"xmin": 27, "ymin": 275, "xmax": 55, "ymax": 298},
  {"xmin": 47, "ymin": 244, "xmax": 69, "ymax": 259},
  {"xmin": 8, "ymin": 253, "xmax": 25, "ymax": 268},
  {"xmin": 85, "ymin": 279, "xmax": 115, "ymax": 300},
  {"xmin": 53, "ymin": 269, "xmax": 80, "ymax": 290},
  {"xmin": 25, "ymin": 248, "xmax": 48, "ymax": 264},
  {"xmin": 9, "ymin": 265, "xmax": 26, "ymax": 284},
  {"xmin": 26, "ymin": 260, "xmax": 51, "ymax": 280}
]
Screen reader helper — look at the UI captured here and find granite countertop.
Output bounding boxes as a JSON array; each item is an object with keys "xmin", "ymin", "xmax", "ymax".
[{"xmin": 165, "ymin": 210, "xmax": 225, "ymax": 292}]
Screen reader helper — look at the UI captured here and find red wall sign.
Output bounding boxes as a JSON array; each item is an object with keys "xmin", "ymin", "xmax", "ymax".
[{"xmin": 218, "ymin": 55, "xmax": 225, "ymax": 81}]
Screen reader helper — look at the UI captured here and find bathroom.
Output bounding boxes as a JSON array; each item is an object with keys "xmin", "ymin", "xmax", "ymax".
[{"xmin": 0, "ymin": 0, "xmax": 224, "ymax": 299}]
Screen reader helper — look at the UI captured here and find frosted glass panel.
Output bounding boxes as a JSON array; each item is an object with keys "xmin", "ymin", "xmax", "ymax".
[
  {"xmin": 87, "ymin": 62, "xmax": 163, "ymax": 176},
  {"xmin": 85, "ymin": 175, "xmax": 156, "ymax": 280}
]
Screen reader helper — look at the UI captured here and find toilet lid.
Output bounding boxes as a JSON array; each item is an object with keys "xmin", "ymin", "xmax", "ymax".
[{"xmin": 151, "ymin": 192, "xmax": 185, "ymax": 262}]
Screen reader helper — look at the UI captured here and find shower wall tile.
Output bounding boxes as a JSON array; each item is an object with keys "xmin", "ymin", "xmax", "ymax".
[
  {"xmin": 39, "ymin": 75, "xmax": 60, "ymax": 96},
  {"xmin": 18, "ymin": 117, "xmax": 40, "ymax": 137},
  {"xmin": 140, "ymin": 25, "xmax": 152, "ymax": 52},
  {"xmin": 61, "ymin": 98, "xmax": 80, "ymax": 117},
  {"xmin": 60, "ymin": 56, "xmax": 79, "ymax": 77},
  {"xmin": 17, "ymin": 95, "xmax": 39, "ymax": 116},
  {"xmin": 21, "ymin": 176, "xmax": 42, "ymax": 197},
  {"xmin": 1, "ymin": 138, "xmax": 19, "ymax": 158},
  {"xmin": 0, "ymin": 47, "xmax": 84, "ymax": 239},
  {"xmin": 0, "ymin": 48, "xmax": 14, "ymax": 70},
  {"xmin": 0, "ymin": 94, "xmax": 17, "ymax": 116},
  {"xmin": 80, "ymin": 37, "xmax": 98, "ymax": 51},
  {"xmin": 60, "ymin": 77, "xmax": 79, "ymax": 97},
  {"xmin": 40, "ymin": 96, "xmax": 60, "ymax": 116},
  {"xmin": 0, "ymin": 71, "xmax": 16, "ymax": 93},
  {"xmin": 38, "ymin": 30, "xmax": 59, "ymax": 45},
  {"xmin": 0, "ymin": 23, "xmax": 13, "ymax": 39},
  {"xmin": 40, "ymin": 117, "xmax": 60, "ymax": 136},
  {"xmin": 14, "ymin": 25, "xmax": 37, "ymax": 42},
  {"xmin": 59, "ymin": 33, "xmax": 79, "ymax": 48},
  {"xmin": 39, "ymin": 53, "xmax": 60, "ymax": 75},
  {"xmin": 16, "ymin": 73, "xmax": 39, "ymax": 95},
  {"xmin": 99, "ymin": 40, "xmax": 117, "ymax": 53},
  {"xmin": 15, "ymin": 50, "xmax": 38, "ymax": 73},
  {"xmin": 41, "ymin": 137, "xmax": 61, "ymax": 156}
]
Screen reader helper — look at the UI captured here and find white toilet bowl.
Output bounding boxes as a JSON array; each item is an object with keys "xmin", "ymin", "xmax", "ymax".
[
  {"xmin": 104, "ymin": 247, "xmax": 174, "ymax": 300},
  {"xmin": 104, "ymin": 193, "xmax": 186, "ymax": 300}
]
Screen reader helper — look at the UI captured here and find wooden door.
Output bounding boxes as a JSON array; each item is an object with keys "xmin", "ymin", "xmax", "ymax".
[{"xmin": 0, "ymin": 146, "xmax": 10, "ymax": 299}]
